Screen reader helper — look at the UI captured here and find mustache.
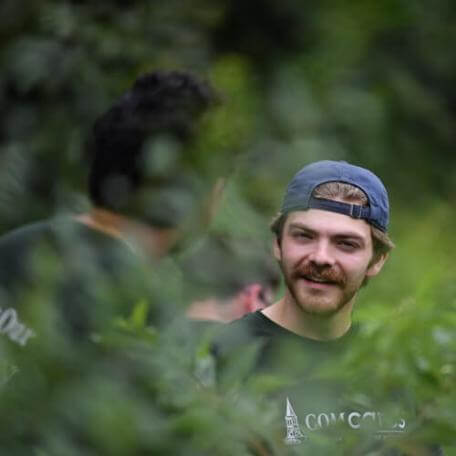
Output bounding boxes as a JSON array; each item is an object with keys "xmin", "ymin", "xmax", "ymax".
[{"xmin": 292, "ymin": 263, "xmax": 346, "ymax": 286}]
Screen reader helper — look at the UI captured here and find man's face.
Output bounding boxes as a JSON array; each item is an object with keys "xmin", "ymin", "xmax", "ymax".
[{"xmin": 274, "ymin": 209, "xmax": 386, "ymax": 316}]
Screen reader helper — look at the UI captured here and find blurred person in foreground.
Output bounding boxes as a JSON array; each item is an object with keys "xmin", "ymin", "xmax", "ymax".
[
  {"xmin": 183, "ymin": 234, "xmax": 280, "ymax": 324},
  {"xmin": 0, "ymin": 70, "xmax": 236, "ymax": 452},
  {"xmin": 215, "ymin": 160, "xmax": 442, "ymax": 455},
  {"xmin": 0, "ymin": 70, "xmax": 224, "ymax": 351}
]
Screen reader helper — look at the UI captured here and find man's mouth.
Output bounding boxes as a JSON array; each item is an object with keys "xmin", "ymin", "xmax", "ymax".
[
  {"xmin": 292, "ymin": 263, "xmax": 346, "ymax": 287},
  {"xmin": 301, "ymin": 274, "xmax": 337, "ymax": 286}
]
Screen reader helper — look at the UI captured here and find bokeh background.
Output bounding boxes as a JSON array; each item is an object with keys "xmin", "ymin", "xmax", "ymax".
[{"xmin": 1, "ymin": 0, "xmax": 456, "ymax": 454}]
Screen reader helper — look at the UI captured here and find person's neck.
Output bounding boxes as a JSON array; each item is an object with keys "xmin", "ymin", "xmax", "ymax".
[
  {"xmin": 74, "ymin": 207, "xmax": 179, "ymax": 259},
  {"xmin": 262, "ymin": 293, "xmax": 354, "ymax": 341}
]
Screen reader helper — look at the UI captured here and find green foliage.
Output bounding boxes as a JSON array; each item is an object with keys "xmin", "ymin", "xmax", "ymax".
[{"xmin": 1, "ymin": 0, "xmax": 456, "ymax": 453}]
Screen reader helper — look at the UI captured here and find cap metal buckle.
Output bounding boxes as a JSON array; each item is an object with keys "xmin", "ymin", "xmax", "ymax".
[{"xmin": 350, "ymin": 204, "xmax": 363, "ymax": 219}]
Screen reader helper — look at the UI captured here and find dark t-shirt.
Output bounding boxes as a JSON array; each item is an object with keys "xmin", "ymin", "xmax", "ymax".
[
  {"xmin": 214, "ymin": 310, "xmax": 442, "ymax": 455},
  {"xmin": 0, "ymin": 217, "xmax": 166, "ymax": 385},
  {"xmin": 0, "ymin": 216, "xmax": 194, "ymax": 452}
]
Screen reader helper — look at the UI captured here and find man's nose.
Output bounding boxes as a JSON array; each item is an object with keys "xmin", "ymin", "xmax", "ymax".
[{"xmin": 308, "ymin": 240, "xmax": 335, "ymax": 267}]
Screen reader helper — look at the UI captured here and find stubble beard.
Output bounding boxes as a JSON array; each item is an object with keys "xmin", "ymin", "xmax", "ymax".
[{"xmin": 279, "ymin": 260, "xmax": 363, "ymax": 317}]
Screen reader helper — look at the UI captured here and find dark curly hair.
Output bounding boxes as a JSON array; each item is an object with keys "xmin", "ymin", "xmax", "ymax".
[{"xmin": 86, "ymin": 70, "xmax": 217, "ymax": 225}]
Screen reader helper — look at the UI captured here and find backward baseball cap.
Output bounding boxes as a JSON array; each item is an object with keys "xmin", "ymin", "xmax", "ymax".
[{"xmin": 281, "ymin": 160, "xmax": 389, "ymax": 232}]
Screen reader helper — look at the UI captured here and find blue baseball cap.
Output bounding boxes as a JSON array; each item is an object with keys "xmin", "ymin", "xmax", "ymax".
[{"xmin": 281, "ymin": 160, "xmax": 389, "ymax": 232}]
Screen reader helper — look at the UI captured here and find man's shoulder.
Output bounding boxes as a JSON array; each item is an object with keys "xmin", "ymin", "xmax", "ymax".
[
  {"xmin": 0, "ymin": 216, "xmax": 101, "ymax": 250},
  {"xmin": 0, "ymin": 216, "xmax": 132, "ymax": 259},
  {"xmin": 0, "ymin": 216, "xmax": 137, "ymax": 293},
  {"xmin": 0, "ymin": 219, "xmax": 55, "ymax": 247},
  {"xmin": 0, "ymin": 219, "xmax": 57, "ymax": 279},
  {"xmin": 222, "ymin": 309, "xmax": 276, "ymax": 337},
  {"xmin": 212, "ymin": 311, "xmax": 280, "ymax": 358}
]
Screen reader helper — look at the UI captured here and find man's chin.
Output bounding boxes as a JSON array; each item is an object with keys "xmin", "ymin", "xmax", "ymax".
[
  {"xmin": 297, "ymin": 301, "xmax": 342, "ymax": 317},
  {"xmin": 292, "ymin": 289, "xmax": 347, "ymax": 316}
]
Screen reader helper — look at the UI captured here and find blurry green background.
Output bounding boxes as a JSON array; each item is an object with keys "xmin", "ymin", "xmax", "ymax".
[
  {"xmin": 2, "ymin": 0, "xmax": 456, "ymax": 232},
  {"xmin": 1, "ymin": 0, "xmax": 456, "ymax": 453}
]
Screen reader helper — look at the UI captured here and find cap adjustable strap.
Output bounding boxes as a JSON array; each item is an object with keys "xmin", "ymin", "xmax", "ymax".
[{"xmin": 308, "ymin": 196, "xmax": 371, "ymax": 221}]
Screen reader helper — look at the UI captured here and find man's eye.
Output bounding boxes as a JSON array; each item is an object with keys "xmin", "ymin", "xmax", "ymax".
[
  {"xmin": 338, "ymin": 241, "xmax": 359, "ymax": 250},
  {"xmin": 292, "ymin": 231, "xmax": 312, "ymax": 240}
]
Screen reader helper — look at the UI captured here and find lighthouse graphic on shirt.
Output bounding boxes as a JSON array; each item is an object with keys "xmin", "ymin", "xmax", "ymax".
[
  {"xmin": 284, "ymin": 397, "xmax": 306, "ymax": 444},
  {"xmin": 283, "ymin": 396, "xmax": 407, "ymax": 446}
]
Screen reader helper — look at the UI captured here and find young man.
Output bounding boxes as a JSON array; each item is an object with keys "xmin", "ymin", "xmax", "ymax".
[
  {"xmin": 0, "ymin": 70, "xmax": 225, "ymax": 373},
  {"xmin": 0, "ymin": 70, "xmax": 256, "ymax": 455},
  {"xmin": 215, "ymin": 160, "xmax": 441, "ymax": 455},
  {"xmin": 265, "ymin": 160, "xmax": 391, "ymax": 340}
]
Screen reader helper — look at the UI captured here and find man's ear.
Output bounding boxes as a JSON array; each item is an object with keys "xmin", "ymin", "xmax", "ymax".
[
  {"xmin": 366, "ymin": 253, "xmax": 388, "ymax": 278},
  {"xmin": 242, "ymin": 283, "xmax": 266, "ymax": 313},
  {"xmin": 231, "ymin": 283, "xmax": 266, "ymax": 320},
  {"xmin": 273, "ymin": 238, "xmax": 282, "ymax": 262}
]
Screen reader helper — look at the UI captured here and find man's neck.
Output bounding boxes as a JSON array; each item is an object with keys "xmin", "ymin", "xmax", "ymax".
[
  {"xmin": 262, "ymin": 294, "xmax": 354, "ymax": 341},
  {"xmin": 74, "ymin": 208, "xmax": 179, "ymax": 259}
]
